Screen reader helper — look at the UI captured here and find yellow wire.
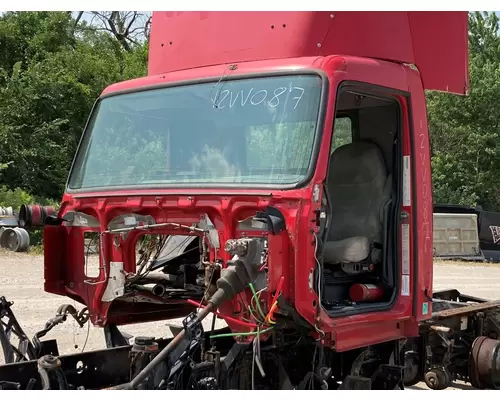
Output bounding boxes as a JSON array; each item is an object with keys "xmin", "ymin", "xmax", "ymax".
[{"xmin": 265, "ymin": 301, "xmax": 278, "ymax": 325}]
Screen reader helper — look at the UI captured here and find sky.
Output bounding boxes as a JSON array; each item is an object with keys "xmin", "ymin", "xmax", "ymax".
[
  {"xmin": 1, "ymin": 11, "xmax": 499, "ymax": 33},
  {"xmin": 76, "ymin": 11, "xmax": 151, "ymax": 34}
]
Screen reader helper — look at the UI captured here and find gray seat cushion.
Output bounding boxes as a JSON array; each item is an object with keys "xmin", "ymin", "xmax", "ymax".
[
  {"xmin": 324, "ymin": 141, "xmax": 390, "ymax": 265},
  {"xmin": 323, "ymin": 236, "xmax": 370, "ymax": 264}
]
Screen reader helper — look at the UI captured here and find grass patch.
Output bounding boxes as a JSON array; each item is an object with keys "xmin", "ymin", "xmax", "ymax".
[
  {"xmin": 0, "ymin": 245, "xmax": 44, "ymax": 256},
  {"xmin": 28, "ymin": 245, "xmax": 44, "ymax": 255}
]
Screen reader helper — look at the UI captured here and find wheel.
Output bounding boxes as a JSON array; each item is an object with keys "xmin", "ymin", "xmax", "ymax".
[
  {"xmin": 424, "ymin": 368, "xmax": 451, "ymax": 390},
  {"xmin": 403, "ymin": 352, "xmax": 423, "ymax": 387}
]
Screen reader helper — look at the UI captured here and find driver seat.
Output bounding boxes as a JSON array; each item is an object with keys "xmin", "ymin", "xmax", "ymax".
[{"xmin": 323, "ymin": 140, "xmax": 391, "ymax": 265}]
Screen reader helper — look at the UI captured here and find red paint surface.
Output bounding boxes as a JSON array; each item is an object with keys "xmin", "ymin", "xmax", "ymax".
[{"xmin": 148, "ymin": 11, "xmax": 468, "ymax": 94}]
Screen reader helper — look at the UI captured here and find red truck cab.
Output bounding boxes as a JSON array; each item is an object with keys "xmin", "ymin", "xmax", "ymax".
[{"xmin": 43, "ymin": 11, "xmax": 469, "ymax": 352}]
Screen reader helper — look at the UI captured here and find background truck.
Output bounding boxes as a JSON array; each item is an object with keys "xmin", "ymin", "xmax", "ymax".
[{"xmin": 1, "ymin": 11, "xmax": 500, "ymax": 391}]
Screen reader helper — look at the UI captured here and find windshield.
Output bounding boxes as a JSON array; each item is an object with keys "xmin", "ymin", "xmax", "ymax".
[{"xmin": 68, "ymin": 74, "xmax": 323, "ymax": 190}]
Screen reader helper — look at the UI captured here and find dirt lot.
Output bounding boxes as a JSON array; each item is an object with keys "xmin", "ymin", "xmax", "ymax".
[
  {"xmin": 2, "ymin": 251, "xmax": 500, "ymax": 389},
  {"xmin": 0, "ymin": 251, "xmax": 226, "ymax": 362}
]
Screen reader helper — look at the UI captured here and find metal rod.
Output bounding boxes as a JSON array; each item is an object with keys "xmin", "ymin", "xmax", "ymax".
[
  {"xmin": 429, "ymin": 325, "xmax": 451, "ymax": 333},
  {"xmin": 104, "ymin": 222, "xmax": 207, "ymax": 234},
  {"xmin": 111, "ymin": 303, "xmax": 214, "ymax": 390}
]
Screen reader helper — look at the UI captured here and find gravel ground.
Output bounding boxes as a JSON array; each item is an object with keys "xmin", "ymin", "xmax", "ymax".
[
  {"xmin": 2, "ymin": 251, "xmax": 500, "ymax": 389},
  {"xmin": 0, "ymin": 250, "xmax": 226, "ymax": 363}
]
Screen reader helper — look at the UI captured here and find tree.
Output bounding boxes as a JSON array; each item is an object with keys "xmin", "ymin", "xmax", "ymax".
[
  {"xmin": 0, "ymin": 12, "xmax": 76, "ymax": 74},
  {"xmin": 427, "ymin": 11, "xmax": 500, "ymax": 211},
  {"xmin": 0, "ymin": 11, "xmax": 147, "ymax": 200},
  {"xmin": 76, "ymin": 12, "xmax": 151, "ymax": 52}
]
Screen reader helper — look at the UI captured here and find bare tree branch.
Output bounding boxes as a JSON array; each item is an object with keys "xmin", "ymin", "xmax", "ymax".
[
  {"xmin": 74, "ymin": 11, "xmax": 84, "ymax": 27},
  {"xmin": 73, "ymin": 11, "xmax": 150, "ymax": 52},
  {"xmin": 144, "ymin": 16, "xmax": 152, "ymax": 39},
  {"xmin": 124, "ymin": 11, "xmax": 138, "ymax": 36}
]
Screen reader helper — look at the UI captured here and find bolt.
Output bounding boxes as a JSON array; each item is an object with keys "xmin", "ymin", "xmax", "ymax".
[{"xmin": 317, "ymin": 43, "xmax": 322, "ymax": 48}]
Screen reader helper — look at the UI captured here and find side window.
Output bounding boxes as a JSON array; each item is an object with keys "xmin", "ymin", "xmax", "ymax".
[{"xmin": 331, "ymin": 117, "xmax": 353, "ymax": 153}]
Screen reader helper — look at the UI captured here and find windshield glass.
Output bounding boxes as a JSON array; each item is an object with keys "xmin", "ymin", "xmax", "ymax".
[{"xmin": 68, "ymin": 74, "xmax": 323, "ymax": 190}]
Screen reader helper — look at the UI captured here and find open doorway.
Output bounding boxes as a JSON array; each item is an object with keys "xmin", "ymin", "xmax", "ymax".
[{"xmin": 318, "ymin": 85, "xmax": 403, "ymax": 317}]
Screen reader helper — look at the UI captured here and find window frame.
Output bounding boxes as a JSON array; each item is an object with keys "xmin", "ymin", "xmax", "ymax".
[{"xmin": 65, "ymin": 70, "xmax": 330, "ymax": 194}]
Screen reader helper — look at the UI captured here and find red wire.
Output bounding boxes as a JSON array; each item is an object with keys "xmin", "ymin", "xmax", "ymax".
[
  {"xmin": 187, "ymin": 275, "xmax": 284, "ymax": 329},
  {"xmin": 271, "ymin": 276, "xmax": 285, "ymax": 306}
]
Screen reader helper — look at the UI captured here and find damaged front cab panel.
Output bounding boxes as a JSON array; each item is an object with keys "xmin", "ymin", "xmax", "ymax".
[
  {"xmin": 43, "ymin": 69, "xmax": 324, "ymax": 330},
  {"xmin": 43, "ymin": 57, "xmax": 429, "ymax": 351},
  {"xmin": 43, "ymin": 195, "xmax": 300, "ymax": 329}
]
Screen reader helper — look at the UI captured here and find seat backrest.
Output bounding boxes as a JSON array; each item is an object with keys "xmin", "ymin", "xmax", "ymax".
[{"xmin": 326, "ymin": 140, "xmax": 390, "ymax": 245}]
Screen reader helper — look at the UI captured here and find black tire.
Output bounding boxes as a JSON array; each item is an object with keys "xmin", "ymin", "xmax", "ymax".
[{"xmin": 403, "ymin": 352, "xmax": 424, "ymax": 387}]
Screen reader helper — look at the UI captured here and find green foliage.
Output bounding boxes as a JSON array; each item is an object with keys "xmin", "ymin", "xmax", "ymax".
[
  {"xmin": 0, "ymin": 11, "xmax": 147, "ymax": 200},
  {"xmin": 428, "ymin": 11, "xmax": 500, "ymax": 210},
  {"xmin": 246, "ymin": 122, "xmax": 316, "ymax": 172},
  {"xmin": 331, "ymin": 117, "xmax": 353, "ymax": 151},
  {"xmin": 0, "ymin": 186, "xmax": 34, "ymax": 209},
  {"xmin": 0, "ymin": 185, "xmax": 59, "ymax": 209},
  {"xmin": 0, "ymin": 12, "xmax": 76, "ymax": 73}
]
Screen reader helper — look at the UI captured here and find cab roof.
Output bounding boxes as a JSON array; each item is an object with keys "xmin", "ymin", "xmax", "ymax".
[{"xmin": 148, "ymin": 11, "xmax": 469, "ymax": 95}]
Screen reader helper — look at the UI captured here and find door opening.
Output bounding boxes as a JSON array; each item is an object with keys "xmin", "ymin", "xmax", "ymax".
[{"xmin": 318, "ymin": 86, "xmax": 403, "ymax": 317}]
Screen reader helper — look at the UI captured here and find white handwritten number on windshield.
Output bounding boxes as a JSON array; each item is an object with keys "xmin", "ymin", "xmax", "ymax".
[{"xmin": 212, "ymin": 86, "xmax": 305, "ymax": 110}]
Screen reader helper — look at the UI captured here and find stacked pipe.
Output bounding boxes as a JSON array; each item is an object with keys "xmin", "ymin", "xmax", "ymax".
[
  {"xmin": 18, "ymin": 204, "xmax": 56, "ymax": 227},
  {"xmin": 0, "ymin": 206, "xmax": 18, "ymax": 226},
  {"xmin": 0, "ymin": 203, "xmax": 57, "ymax": 252},
  {"xmin": 0, "ymin": 205, "xmax": 28, "ymax": 251},
  {"xmin": 0, "ymin": 206, "xmax": 13, "ymax": 217}
]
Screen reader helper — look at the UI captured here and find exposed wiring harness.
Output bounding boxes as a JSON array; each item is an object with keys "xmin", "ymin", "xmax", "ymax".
[
  {"xmin": 133, "ymin": 234, "xmax": 169, "ymax": 281},
  {"xmin": 202, "ymin": 276, "xmax": 285, "ymax": 389},
  {"xmin": 208, "ymin": 276, "xmax": 284, "ymax": 339}
]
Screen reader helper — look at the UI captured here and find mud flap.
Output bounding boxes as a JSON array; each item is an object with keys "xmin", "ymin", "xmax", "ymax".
[
  {"xmin": 338, "ymin": 375, "xmax": 372, "ymax": 389},
  {"xmin": 339, "ymin": 364, "xmax": 404, "ymax": 390},
  {"xmin": 371, "ymin": 364, "xmax": 404, "ymax": 390}
]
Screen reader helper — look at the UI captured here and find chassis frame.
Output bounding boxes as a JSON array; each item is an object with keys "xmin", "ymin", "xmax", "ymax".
[{"xmin": 2, "ymin": 290, "xmax": 500, "ymax": 390}]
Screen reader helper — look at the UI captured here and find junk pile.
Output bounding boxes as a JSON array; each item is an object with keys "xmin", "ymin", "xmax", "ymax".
[
  {"xmin": 433, "ymin": 203, "xmax": 500, "ymax": 262},
  {"xmin": 0, "ymin": 205, "xmax": 57, "ymax": 253}
]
